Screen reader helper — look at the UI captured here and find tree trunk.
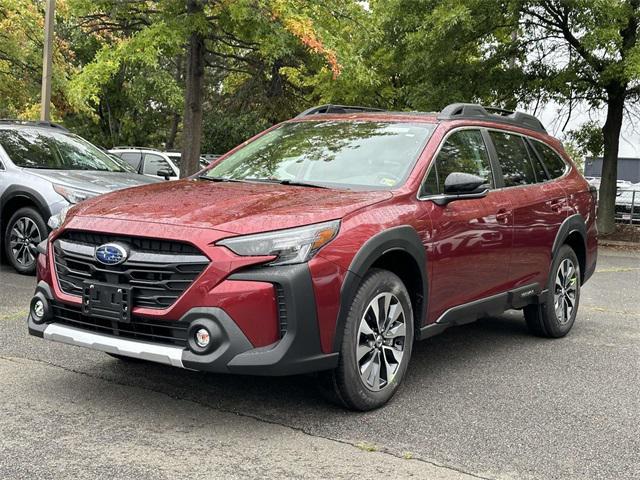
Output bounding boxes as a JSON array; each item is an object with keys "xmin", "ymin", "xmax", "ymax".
[
  {"xmin": 166, "ymin": 112, "xmax": 180, "ymax": 150},
  {"xmin": 166, "ymin": 56, "xmax": 183, "ymax": 150},
  {"xmin": 180, "ymin": 0, "xmax": 205, "ymax": 178},
  {"xmin": 597, "ymin": 86, "xmax": 626, "ymax": 235}
]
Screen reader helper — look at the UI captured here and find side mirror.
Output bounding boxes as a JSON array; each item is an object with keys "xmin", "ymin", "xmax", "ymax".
[
  {"xmin": 432, "ymin": 172, "xmax": 489, "ymax": 206},
  {"xmin": 156, "ymin": 168, "xmax": 175, "ymax": 181}
]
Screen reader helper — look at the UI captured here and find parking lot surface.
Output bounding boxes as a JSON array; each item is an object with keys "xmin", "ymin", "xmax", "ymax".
[{"xmin": 1, "ymin": 248, "xmax": 639, "ymax": 480}]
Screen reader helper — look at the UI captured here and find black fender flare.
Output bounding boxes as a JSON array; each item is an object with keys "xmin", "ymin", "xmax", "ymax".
[
  {"xmin": 331, "ymin": 225, "xmax": 428, "ymax": 352},
  {"xmin": 551, "ymin": 213, "xmax": 587, "ymax": 279},
  {"xmin": 0, "ymin": 185, "xmax": 52, "ymax": 227},
  {"xmin": 552, "ymin": 214, "xmax": 587, "ymax": 258}
]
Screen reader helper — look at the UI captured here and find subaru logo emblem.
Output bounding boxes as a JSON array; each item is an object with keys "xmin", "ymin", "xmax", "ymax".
[{"xmin": 95, "ymin": 243, "xmax": 128, "ymax": 265}]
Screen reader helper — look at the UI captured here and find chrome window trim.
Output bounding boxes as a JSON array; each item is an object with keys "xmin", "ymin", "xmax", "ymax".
[{"xmin": 417, "ymin": 125, "xmax": 572, "ymax": 202}]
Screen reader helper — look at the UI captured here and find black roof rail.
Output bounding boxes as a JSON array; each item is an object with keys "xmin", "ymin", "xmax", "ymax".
[
  {"xmin": 0, "ymin": 119, "xmax": 68, "ymax": 132},
  {"xmin": 437, "ymin": 103, "xmax": 547, "ymax": 134},
  {"xmin": 296, "ymin": 104, "xmax": 385, "ymax": 118}
]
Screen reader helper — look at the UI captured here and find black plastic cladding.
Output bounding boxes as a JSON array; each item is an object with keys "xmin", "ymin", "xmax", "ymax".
[{"xmin": 332, "ymin": 226, "xmax": 428, "ymax": 352}]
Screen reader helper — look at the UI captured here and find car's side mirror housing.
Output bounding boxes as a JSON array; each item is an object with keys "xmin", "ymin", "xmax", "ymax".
[
  {"xmin": 156, "ymin": 168, "xmax": 175, "ymax": 181},
  {"xmin": 432, "ymin": 172, "xmax": 489, "ymax": 206}
]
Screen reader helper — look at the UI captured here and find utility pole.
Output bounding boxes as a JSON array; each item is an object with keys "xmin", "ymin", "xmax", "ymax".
[{"xmin": 40, "ymin": 0, "xmax": 55, "ymax": 121}]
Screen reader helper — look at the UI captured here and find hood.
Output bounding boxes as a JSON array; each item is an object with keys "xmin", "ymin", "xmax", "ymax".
[
  {"xmin": 26, "ymin": 169, "xmax": 161, "ymax": 193},
  {"xmin": 72, "ymin": 179, "xmax": 392, "ymax": 234}
]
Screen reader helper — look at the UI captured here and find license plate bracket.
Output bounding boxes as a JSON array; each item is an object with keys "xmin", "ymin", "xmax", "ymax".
[{"xmin": 82, "ymin": 281, "xmax": 132, "ymax": 323}]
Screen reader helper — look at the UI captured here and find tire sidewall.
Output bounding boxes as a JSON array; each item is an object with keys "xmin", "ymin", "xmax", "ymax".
[
  {"xmin": 544, "ymin": 245, "xmax": 581, "ymax": 337},
  {"xmin": 3, "ymin": 207, "xmax": 46, "ymax": 275},
  {"xmin": 339, "ymin": 269, "xmax": 414, "ymax": 410}
]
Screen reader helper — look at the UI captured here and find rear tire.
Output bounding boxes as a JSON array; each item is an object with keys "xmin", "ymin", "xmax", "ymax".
[
  {"xmin": 322, "ymin": 269, "xmax": 414, "ymax": 411},
  {"xmin": 3, "ymin": 207, "xmax": 46, "ymax": 275},
  {"xmin": 524, "ymin": 244, "xmax": 580, "ymax": 338}
]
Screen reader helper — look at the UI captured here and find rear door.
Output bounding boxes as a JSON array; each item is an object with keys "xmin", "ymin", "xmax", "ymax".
[
  {"xmin": 419, "ymin": 128, "xmax": 514, "ymax": 323},
  {"xmin": 487, "ymin": 130, "xmax": 568, "ymax": 290}
]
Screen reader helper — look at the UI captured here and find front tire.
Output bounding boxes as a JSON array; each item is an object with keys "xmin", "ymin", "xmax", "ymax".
[
  {"xmin": 325, "ymin": 269, "xmax": 414, "ymax": 411},
  {"xmin": 524, "ymin": 244, "xmax": 580, "ymax": 338},
  {"xmin": 3, "ymin": 207, "xmax": 47, "ymax": 275}
]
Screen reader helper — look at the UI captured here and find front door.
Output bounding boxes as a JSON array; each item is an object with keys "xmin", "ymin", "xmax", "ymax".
[{"xmin": 418, "ymin": 128, "xmax": 514, "ymax": 324}]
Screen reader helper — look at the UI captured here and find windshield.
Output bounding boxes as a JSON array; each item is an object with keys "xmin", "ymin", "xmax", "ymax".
[
  {"xmin": 0, "ymin": 128, "xmax": 127, "ymax": 172},
  {"xmin": 204, "ymin": 121, "xmax": 435, "ymax": 189}
]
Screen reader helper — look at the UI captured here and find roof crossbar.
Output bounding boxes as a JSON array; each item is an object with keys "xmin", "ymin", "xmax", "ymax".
[
  {"xmin": 437, "ymin": 103, "xmax": 547, "ymax": 134},
  {"xmin": 296, "ymin": 104, "xmax": 385, "ymax": 118}
]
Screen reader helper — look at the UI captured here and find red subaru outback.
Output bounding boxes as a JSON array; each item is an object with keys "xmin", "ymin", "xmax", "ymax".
[{"xmin": 28, "ymin": 104, "xmax": 597, "ymax": 410}]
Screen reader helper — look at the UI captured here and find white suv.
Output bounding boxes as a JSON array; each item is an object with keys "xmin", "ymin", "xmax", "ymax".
[{"xmin": 109, "ymin": 147, "xmax": 180, "ymax": 180}]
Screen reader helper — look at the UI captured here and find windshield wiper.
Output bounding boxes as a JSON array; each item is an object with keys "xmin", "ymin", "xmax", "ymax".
[
  {"xmin": 244, "ymin": 178, "xmax": 330, "ymax": 189},
  {"xmin": 278, "ymin": 179, "xmax": 329, "ymax": 189},
  {"xmin": 198, "ymin": 175, "xmax": 246, "ymax": 183}
]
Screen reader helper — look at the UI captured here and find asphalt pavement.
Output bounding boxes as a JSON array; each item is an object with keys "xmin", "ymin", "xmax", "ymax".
[{"xmin": 1, "ymin": 248, "xmax": 638, "ymax": 480}]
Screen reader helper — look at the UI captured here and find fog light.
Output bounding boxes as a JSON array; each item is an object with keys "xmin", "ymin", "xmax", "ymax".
[
  {"xmin": 195, "ymin": 328, "xmax": 210, "ymax": 348},
  {"xmin": 33, "ymin": 299, "xmax": 45, "ymax": 319}
]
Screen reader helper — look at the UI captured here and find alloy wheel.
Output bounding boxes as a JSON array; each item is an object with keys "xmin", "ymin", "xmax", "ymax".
[
  {"xmin": 554, "ymin": 258, "xmax": 578, "ymax": 325},
  {"xmin": 356, "ymin": 292, "xmax": 407, "ymax": 391},
  {"xmin": 9, "ymin": 217, "xmax": 42, "ymax": 268}
]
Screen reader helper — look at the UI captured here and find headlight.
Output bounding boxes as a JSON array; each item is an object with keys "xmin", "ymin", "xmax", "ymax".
[
  {"xmin": 47, "ymin": 205, "xmax": 71, "ymax": 230},
  {"xmin": 218, "ymin": 220, "xmax": 340, "ymax": 266},
  {"xmin": 53, "ymin": 184, "xmax": 99, "ymax": 204}
]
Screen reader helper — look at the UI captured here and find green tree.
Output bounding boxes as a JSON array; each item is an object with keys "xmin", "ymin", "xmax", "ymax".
[
  {"xmin": 366, "ymin": 0, "xmax": 640, "ymax": 234},
  {"xmin": 67, "ymin": 0, "xmax": 364, "ymax": 176}
]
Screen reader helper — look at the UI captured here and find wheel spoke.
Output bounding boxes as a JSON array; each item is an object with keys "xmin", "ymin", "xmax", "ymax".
[
  {"xmin": 24, "ymin": 247, "xmax": 35, "ymax": 264},
  {"xmin": 383, "ymin": 345, "xmax": 403, "ymax": 366},
  {"xmin": 11, "ymin": 227, "xmax": 23, "ymax": 241},
  {"xmin": 357, "ymin": 343, "xmax": 374, "ymax": 363},
  {"xmin": 384, "ymin": 320, "xmax": 406, "ymax": 339}
]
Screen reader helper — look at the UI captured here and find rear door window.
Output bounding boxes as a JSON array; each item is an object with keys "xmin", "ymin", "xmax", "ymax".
[
  {"xmin": 420, "ymin": 129, "xmax": 493, "ymax": 196},
  {"xmin": 120, "ymin": 152, "xmax": 142, "ymax": 170},
  {"xmin": 531, "ymin": 140, "xmax": 568, "ymax": 179},
  {"xmin": 143, "ymin": 153, "xmax": 173, "ymax": 176},
  {"xmin": 489, "ymin": 131, "xmax": 537, "ymax": 187}
]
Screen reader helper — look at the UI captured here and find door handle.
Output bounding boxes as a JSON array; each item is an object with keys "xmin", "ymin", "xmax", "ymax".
[
  {"xmin": 549, "ymin": 200, "xmax": 563, "ymax": 212},
  {"xmin": 496, "ymin": 209, "xmax": 510, "ymax": 223}
]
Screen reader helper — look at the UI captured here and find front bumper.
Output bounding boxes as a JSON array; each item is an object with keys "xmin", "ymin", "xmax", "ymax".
[{"xmin": 28, "ymin": 263, "xmax": 339, "ymax": 376}]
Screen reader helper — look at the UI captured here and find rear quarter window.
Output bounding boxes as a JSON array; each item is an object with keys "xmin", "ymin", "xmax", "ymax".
[{"xmin": 531, "ymin": 140, "xmax": 568, "ymax": 179}]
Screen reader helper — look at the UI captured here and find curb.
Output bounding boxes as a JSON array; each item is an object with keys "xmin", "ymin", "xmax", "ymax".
[{"xmin": 599, "ymin": 239, "xmax": 640, "ymax": 249}]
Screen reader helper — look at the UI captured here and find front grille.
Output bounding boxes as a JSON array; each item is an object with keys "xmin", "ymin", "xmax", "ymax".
[
  {"xmin": 51, "ymin": 301, "xmax": 188, "ymax": 347},
  {"xmin": 53, "ymin": 231, "xmax": 209, "ymax": 309}
]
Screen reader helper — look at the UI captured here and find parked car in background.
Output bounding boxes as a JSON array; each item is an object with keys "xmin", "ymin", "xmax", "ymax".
[
  {"xmin": 164, "ymin": 151, "xmax": 211, "ymax": 170},
  {"xmin": 615, "ymin": 183, "xmax": 640, "ymax": 223},
  {"xmin": 0, "ymin": 120, "xmax": 160, "ymax": 274},
  {"xmin": 29, "ymin": 103, "xmax": 597, "ymax": 410},
  {"xmin": 109, "ymin": 147, "xmax": 180, "ymax": 180}
]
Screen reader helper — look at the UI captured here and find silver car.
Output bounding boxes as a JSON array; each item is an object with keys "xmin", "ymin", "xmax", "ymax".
[{"xmin": 0, "ymin": 121, "xmax": 160, "ymax": 274}]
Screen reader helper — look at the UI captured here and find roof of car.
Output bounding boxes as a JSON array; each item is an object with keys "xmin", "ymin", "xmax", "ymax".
[
  {"xmin": 0, "ymin": 119, "xmax": 69, "ymax": 132},
  {"xmin": 292, "ymin": 103, "xmax": 547, "ymax": 134},
  {"xmin": 110, "ymin": 146, "xmax": 161, "ymax": 152}
]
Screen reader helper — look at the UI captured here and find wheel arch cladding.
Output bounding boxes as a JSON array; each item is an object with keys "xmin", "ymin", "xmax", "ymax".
[
  {"xmin": 0, "ymin": 186, "xmax": 52, "ymax": 230},
  {"xmin": 552, "ymin": 214, "xmax": 587, "ymax": 283},
  {"xmin": 332, "ymin": 225, "xmax": 428, "ymax": 352}
]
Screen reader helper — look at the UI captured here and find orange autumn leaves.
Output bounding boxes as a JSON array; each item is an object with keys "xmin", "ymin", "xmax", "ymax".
[{"xmin": 270, "ymin": 2, "xmax": 342, "ymax": 79}]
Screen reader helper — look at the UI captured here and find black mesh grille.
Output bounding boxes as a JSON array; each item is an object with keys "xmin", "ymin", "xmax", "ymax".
[
  {"xmin": 275, "ymin": 284, "xmax": 288, "ymax": 338},
  {"xmin": 53, "ymin": 231, "xmax": 209, "ymax": 309},
  {"xmin": 51, "ymin": 301, "xmax": 188, "ymax": 347}
]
